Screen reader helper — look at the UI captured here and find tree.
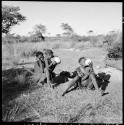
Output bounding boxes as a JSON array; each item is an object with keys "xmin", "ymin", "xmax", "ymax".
[
  {"xmin": 2, "ymin": 33, "xmax": 16, "ymax": 43},
  {"xmin": 61, "ymin": 23, "xmax": 74, "ymax": 36},
  {"xmin": 87, "ymin": 30, "xmax": 94, "ymax": 36},
  {"xmin": 2, "ymin": 5, "xmax": 26, "ymax": 34},
  {"xmin": 34, "ymin": 24, "xmax": 47, "ymax": 35},
  {"xmin": 87, "ymin": 30, "xmax": 95, "ymax": 46},
  {"xmin": 56, "ymin": 34, "xmax": 61, "ymax": 37},
  {"xmin": 34, "ymin": 24, "xmax": 47, "ymax": 41},
  {"xmin": 15, "ymin": 34, "xmax": 21, "ymax": 43}
]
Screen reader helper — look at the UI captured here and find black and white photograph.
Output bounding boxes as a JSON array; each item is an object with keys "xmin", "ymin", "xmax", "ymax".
[{"xmin": 2, "ymin": 1, "xmax": 122, "ymax": 123}]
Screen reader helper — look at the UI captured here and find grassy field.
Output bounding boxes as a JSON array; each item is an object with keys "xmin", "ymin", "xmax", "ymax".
[{"xmin": 2, "ymin": 41, "xmax": 122, "ymax": 123}]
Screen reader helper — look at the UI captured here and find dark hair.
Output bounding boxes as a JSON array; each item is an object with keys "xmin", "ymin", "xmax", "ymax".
[
  {"xmin": 44, "ymin": 49, "xmax": 53, "ymax": 56},
  {"xmin": 36, "ymin": 51, "xmax": 43, "ymax": 57},
  {"xmin": 78, "ymin": 57, "xmax": 86, "ymax": 63}
]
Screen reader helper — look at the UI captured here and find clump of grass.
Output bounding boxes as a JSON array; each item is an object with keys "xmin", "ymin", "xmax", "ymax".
[
  {"xmin": 2, "ymin": 69, "xmax": 122, "ymax": 123},
  {"xmin": 2, "ymin": 97, "xmax": 40, "ymax": 122},
  {"xmin": 2, "ymin": 100, "xmax": 27, "ymax": 121},
  {"xmin": 66, "ymin": 91, "xmax": 122, "ymax": 123},
  {"xmin": 2, "ymin": 68, "xmax": 35, "ymax": 104},
  {"xmin": 105, "ymin": 31, "xmax": 122, "ymax": 61},
  {"xmin": 107, "ymin": 42, "xmax": 122, "ymax": 60},
  {"xmin": 2, "ymin": 67, "xmax": 42, "ymax": 122},
  {"xmin": 21, "ymin": 49, "xmax": 37, "ymax": 57},
  {"xmin": 14, "ymin": 73, "xmax": 27, "ymax": 85}
]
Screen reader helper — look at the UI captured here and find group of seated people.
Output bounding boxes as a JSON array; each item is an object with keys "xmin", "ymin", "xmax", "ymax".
[
  {"xmin": 33, "ymin": 49, "xmax": 108, "ymax": 96},
  {"xmin": 33, "ymin": 49, "xmax": 61, "ymax": 84}
]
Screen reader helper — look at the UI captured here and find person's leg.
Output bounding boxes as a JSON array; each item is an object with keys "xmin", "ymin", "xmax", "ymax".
[
  {"xmin": 37, "ymin": 73, "xmax": 46, "ymax": 85},
  {"xmin": 85, "ymin": 77, "xmax": 94, "ymax": 90},
  {"xmin": 62, "ymin": 80, "xmax": 77, "ymax": 96},
  {"xmin": 49, "ymin": 72, "xmax": 56, "ymax": 88},
  {"xmin": 89, "ymin": 73, "xmax": 99, "ymax": 90}
]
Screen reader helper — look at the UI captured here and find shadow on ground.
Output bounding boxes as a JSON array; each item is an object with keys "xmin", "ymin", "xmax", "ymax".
[
  {"xmin": 2, "ymin": 67, "xmax": 111, "ymax": 122},
  {"xmin": 2, "ymin": 67, "xmax": 42, "ymax": 122},
  {"xmin": 52, "ymin": 71, "xmax": 73, "ymax": 87},
  {"xmin": 52, "ymin": 71, "xmax": 111, "ymax": 96},
  {"xmin": 96, "ymin": 72, "xmax": 111, "ymax": 91},
  {"xmin": 2, "ymin": 67, "xmax": 39, "ymax": 105},
  {"xmin": 2, "ymin": 67, "xmax": 111, "ymax": 105}
]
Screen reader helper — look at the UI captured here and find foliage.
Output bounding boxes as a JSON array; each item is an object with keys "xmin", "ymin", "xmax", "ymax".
[
  {"xmin": 104, "ymin": 31, "xmax": 122, "ymax": 46},
  {"xmin": 34, "ymin": 24, "xmax": 47, "ymax": 35},
  {"xmin": 31, "ymin": 24, "xmax": 47, "ymax": 41},
  {"xmin": 2, "ymin": 33, "xmax": 16, "ymax": 43},
  {"xmin": 107, "ymin": 42, "xmax": 122, "ymax": 59},
  {"xmin": 106, "ymin": 31, "xmax": 122, "ymax": 60},
  {"xmin": 2, "ymin": 5, "xmax": 26, "ymax": 34},
  {"xmin": 61, "ymin": 23, "xmax": 74, "ymax": 36},
  {"xmin": 2, "ymin": 33, "xmax": 28, "ymax": 43}
]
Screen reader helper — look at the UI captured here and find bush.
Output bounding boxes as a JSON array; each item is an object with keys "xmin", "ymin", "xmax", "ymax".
[
  {"xmin": 104, "ymin": 31, "xmax": 122, "ymax": 46},
  {"xmin": 107, "ymin": 42, "xmax": 122, "ymax": 59}
]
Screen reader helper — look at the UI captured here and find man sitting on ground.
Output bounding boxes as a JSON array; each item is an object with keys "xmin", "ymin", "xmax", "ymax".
[{"xmin": 62, "ymin": 57, "xmax": 99, "ymax": 96}]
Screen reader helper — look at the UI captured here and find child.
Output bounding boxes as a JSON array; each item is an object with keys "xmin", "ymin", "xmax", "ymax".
[
  {"xmin": 43, "ymin": 49, "xmax": 61, "ymax": 83},
  {"xmin": 34, "ymin": 51, "xmax": 45, "ymax": 74},
  {"xmin": 78, "ymin": 57, "xmax": 98, "ymax": 90},
  {"xmin": 32, "ymin": 51, "xmax": 46, "ymax": 84},
  {"xmin": 62, "ymin": 57, "xmax": 98, "ymax": 96}
]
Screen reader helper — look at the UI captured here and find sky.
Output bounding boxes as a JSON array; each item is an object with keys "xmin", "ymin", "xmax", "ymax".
[{"xmin": 2, "ymin": 1, "xmax": 122, "ymax": 36}]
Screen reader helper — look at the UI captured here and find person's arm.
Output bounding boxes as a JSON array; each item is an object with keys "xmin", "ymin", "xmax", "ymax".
[
  {"xmin": 48, "ymin": 62, "xmax": 56, "ymax": 68},
  {"xmin": 34, "ymin": 61, "xmax": 44, "ymax": 74},
  {"xmin": 81, "ymin": 73, "xmax": 89, "ymax": 81},
  {"xmin": 44, "ymin": 56, "xmax": 51, "ymax": 86},
  {"xmin": 77, "ymin": 67, "xmax": 90, "ymax": 81},
  {"xmin": 48, "ymin": 62, "xmax": 57, "ymax": 72},
  {"xmin": 39, "ymin": 61, "xmax": 44, "ymax": 74},
  {"xmin": 34, "ymin": 62, "xmax": 39, "ymax": 73}
]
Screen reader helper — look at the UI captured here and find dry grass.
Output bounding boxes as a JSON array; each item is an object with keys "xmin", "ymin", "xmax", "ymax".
[
  {"xmin": 2, "ymin": 41, "xmax": 122, "ymax": 123},
  {"xmin": 2, "ymin": 41, "xmax": 93, "ymax": 70},
  {"xmin": 22, "ymin": 83, "xmax": 122, "ymax": 123},
  {"xmin": 2, "ymin": 95, "xmax": 40, "ymax": 122},
  {"xmin": 3, "ymin": 65, "xmax": 122, "ymax": 123},
  {"xmin": 2, "ymin": 67, "xmax": 42, "ymax": 122},
  {"xmin": 2, "ymin": 66, "xmax": 122, "ymax": 123},
  {"xmin": 2, "ymin": 41, "xmax": 93, "ymax": 60}
]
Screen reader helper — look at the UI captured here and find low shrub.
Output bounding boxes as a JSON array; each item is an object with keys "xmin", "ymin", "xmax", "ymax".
[{"xmin": 107, "ymin": 42, "xmax": 122, "ymax": 59}]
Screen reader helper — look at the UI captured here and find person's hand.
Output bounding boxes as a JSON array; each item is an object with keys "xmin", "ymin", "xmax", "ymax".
[
  {"xmin": 77, "ymin": 70, "xmax": 84, "ymax": 77},
  {"xmin": 44, "ymin": 55, "xmax": 48, "ymax": 60},
  {"xmin": 52, "ymin": 61, "xmax": 56, "ymax": 65},
  {"xmin": 70, "ymin": 72, "xmax": 74, "ymax": 76}
]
